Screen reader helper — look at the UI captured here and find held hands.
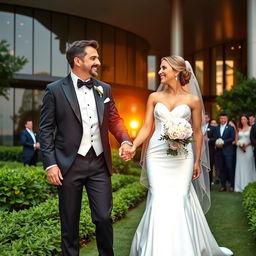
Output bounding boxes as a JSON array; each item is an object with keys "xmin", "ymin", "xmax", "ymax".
[
  {"xmin": 47, "ymin": 166, "xmax": 63, "ymax": 185},
  {"xmin": 192, "ymin": 162, "xmax": 201, "ymax": 180},
  {"xmin": 119, "ymin": 144, "xmax": 136, "ymax": 161}
]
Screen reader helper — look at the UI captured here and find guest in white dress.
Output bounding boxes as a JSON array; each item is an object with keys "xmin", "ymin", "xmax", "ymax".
[
  {"xmin": 127, "ymin": 56, "xmax": 233, "ymax": 256},
  {"xmin": 235, "ymin": 114, "xmax": 256, "ymax": 192}
]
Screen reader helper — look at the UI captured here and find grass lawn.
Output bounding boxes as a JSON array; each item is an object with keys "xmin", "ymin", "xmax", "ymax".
[{"xmin": 80, "ymin": 185, "xmax": 256, "ymax": 256}]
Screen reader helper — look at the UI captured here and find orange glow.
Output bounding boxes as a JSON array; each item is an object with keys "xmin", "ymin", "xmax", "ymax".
[{"xmin": 130, "ymin": 120, "xmax": 139, "ymax": 129}]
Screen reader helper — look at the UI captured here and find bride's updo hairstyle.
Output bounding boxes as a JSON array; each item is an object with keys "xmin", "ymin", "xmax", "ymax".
[{"xmin": 162, "ymin": 56, "xmax": 192, "ymax": 86}]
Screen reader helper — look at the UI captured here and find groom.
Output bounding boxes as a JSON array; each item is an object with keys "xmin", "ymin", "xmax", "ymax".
[{"xmin": 39, "ymin": 40, "xmax": 132, "ymax": 256}]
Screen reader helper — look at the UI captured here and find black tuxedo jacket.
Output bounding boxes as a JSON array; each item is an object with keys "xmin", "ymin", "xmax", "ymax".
[
  {"xmin": 206, "ymin": 124, "xmax": 216, "ymax": 148},
  {"xmin": 214, "ymin": 124, "xmax": 235, "ymax": 156},
  {"xmin": 250, "ymin": 123, "xmax": 256, "ymax": 156},
  {"xmin": 39, "ymin": 74, "xmax": 131, "ymax": 176}
]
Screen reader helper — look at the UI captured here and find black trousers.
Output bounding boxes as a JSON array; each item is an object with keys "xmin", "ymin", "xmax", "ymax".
[
  {"xmin": 57, "ymin": 148, "xmax": 114, "ymax": 256},
  {"xmin": 216, "ymin": 151, "xmax": 235, "ymax": 188},
  {"xmin": 23, "ymin": 152, "xmax": 37, "ymax": 166}
]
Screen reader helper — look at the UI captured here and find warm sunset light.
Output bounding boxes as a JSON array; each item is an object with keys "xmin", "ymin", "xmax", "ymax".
[{"xmin": 130, "ymin": 120, "xmax": 139, "ymax": 129}]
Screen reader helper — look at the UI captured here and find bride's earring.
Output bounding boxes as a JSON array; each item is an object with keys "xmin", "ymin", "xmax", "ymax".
[{"xmin": 175, "ymin": 76, "xmax": 178, "ymax": 81}]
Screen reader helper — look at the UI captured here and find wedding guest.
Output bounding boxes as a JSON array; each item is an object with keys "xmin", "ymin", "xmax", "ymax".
[
  {"xmin": 20, "ymin": 120, "xmax": 40, "ymax": 166},
  {"xmin": 204, "ymin": 114, "xmax": 216, "ymax": 185},
  {"xmin": 250, "ymin": 118, "xmax": 256, "ymax": 166},
  {"xmin": 210, "ymin": 119, "xmax": 218, "ymax": 127},
  {"xmin": 214, "ymin": 113, "xmax": 236, "ymax": 192},
  {"xmin": 248, "ymin": 112, "xmax": 255, "ymax": 126},
  {"xmin": 235, "ymin": 114, "xmax": 256, "ymax": 192}
]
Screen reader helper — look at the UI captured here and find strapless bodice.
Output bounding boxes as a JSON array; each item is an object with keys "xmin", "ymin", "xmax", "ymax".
[{"xmin": 237, "ymin": 130, "xmax": 251, "ymax": 144}]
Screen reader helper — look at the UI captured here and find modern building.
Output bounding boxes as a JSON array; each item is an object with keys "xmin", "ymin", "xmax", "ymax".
[{"xmin": 0, "ymin": 0, "xmax": 254, "ymax": 146}]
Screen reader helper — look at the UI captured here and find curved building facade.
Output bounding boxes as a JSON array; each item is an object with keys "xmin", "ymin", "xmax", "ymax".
[{"xmin": 0, "ymin": 4, "xmax": 149, "ymax": 145}]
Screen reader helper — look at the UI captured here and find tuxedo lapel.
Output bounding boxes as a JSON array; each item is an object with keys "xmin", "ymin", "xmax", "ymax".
[
  {"xmin": 222, "ymin": 125, "xmax": 229, "ymax": 138},
  {"xmin": 61, "ymin": 75, "xmax": 82, "ymax": 124},
  {"xmin": 93, "ymin": 79, "xmax": 104, "ymax": 126},
  {"xmin": 217, "ymin": 126, "xmax": 221, "ymax": 137}
]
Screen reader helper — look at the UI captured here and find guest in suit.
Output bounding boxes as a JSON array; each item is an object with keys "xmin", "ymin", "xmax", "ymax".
[
  {"xmin": 248, "ymin": 112, "xmax": 255, "ymax": 126},
  {"xmin": 210, "ymin": 119, "xmax": 218, "ymax": 127},
  {"xmin": 203, "ymin": 113, "xmax": 216, "ymax": 185},
  {"xmin": 250, "ymin": 120, "xmax": 256, "ymax": 166},
  {"xmin": 39, "ymin": 40, "xmax": 133, "ymax": 256},
  {"xmin": 20, "ymin": 120, "xmax": 40, "ymax": 166},
  {"xmin": 214, "ymin": 113, "xmax": 236, "ymax": 192}
]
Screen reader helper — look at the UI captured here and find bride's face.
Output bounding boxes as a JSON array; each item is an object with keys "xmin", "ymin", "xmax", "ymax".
[
  {"xmin": 241, "ymin": 116, "xmax": 248, "ymax": 126},
  {"xmin": 158, "ymin": 60, "xmax": 177, "ymax": 84}
]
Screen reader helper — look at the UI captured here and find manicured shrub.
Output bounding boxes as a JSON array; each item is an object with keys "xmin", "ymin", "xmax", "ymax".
[
  {"xmin": 0, "ymin": 146, "xmax": 23, "ymax": 162},
  {"xmin": 0, "ymin": 167, "xmax": 56, "ymax": 211},
  {"xmin": 0, "ymin": 179, "xmax": 147, "ymax": 255},
  {"xmin": 242, "ymin": 182, "xmax": 256, "ymax": 238}
]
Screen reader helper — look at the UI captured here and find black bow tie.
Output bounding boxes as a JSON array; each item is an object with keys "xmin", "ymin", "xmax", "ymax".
[{"xmin": 77, "ymin": 79, "xmax": 94, "ymax": 89}]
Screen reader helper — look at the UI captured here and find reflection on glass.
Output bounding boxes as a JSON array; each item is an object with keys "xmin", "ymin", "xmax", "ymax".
[
  {"xmin": 127, "ymin": 33, "xmax": 136, "ymax": 86},
  {"xmin": 34, "ymin": 10, "xmax": 51, "ymax": 76},
  {"xmin": 225, "ymin": 60, "xmax": 234, "ymax": 90},
  {"xmin": 15, "ymin": 7, "xmax": 33, "ymax": 74},
  {"xmin": 68, "ymin": 16, "xmax": 86, "ymax": 45},
  {"xmin": 148, "ymin": 56, "xmax": 156, "ymax": 90},
  {"xmin": 0, "ymin": 89, "xmax": 14, "ymax": 145},
  {"xmin": 216, "ymin": 60, "xmax": 224, "ymax": 96},
  {"xmin": 195, "ymin": 60, "xmax": 204, "ymax": 92},
  {"xmin": 115, "ymin": 29, "xmax": 127, "ymax": 84},
  {"xmin": 52, "ymin": 13, "xmax": 68, "ymax": 77},
  {"xmin": 102, "ymin": 25, "xmax": 115, "ymax": 83},
  {"xmin": 0, "ymin": 6, "xmax": 14, "ymax": 50}
]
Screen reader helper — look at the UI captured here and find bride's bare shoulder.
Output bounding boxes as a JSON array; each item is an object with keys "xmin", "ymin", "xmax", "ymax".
[{"xmin": 148, "ymin": 91, "xmax": 163, "ymax": 101}]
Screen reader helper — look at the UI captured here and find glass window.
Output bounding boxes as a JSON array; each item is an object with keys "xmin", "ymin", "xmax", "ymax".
[
  {"xmin": 194, "ymin": 52, "xmax": 204, "ymax": 92},
  {"xmin": 34, "ymin": 10, "xmax": 51, "ymax": 76},
  {"xmin": 127, "ymin": 33, "xmax": 136, "ymax": 86},
  {"xmin": 0, "ymin": 5, "xmax": 14, "ymax": 51},
  {"xmin": 52, "ymin": 13, "xmax": 68, "ymax": 77},
  {"xmin": 225, "ymin": 42, "xmax": 243, "ymax": 90},
  {"xmin": 147, "ymin": 56, "xmax": 156, "ymax": 90},
  {"xmin": 0, "ymin": 89, "xmax": 14, "ymax": 146},
  {"xmin": 102, "ymin": 24, "xmax": 115, "ymax": 83},
  {"xmin": 115, "ymin": 29, "xmax": 127, "ymax": 84},
  {"xmin": 15, "ymin": 7, "xmax": 33, "ymax": 74},
  {"xmin": 210, "ymin": 46, "xmax": 223, "ymax": 96},
  {"xmin": 86, "ymin": 20, "xmax": 102, "ymax": 79},
  {"xmin": 135, "ymin": 38, "xmax": 147, "ymax": 88},
  {"xmin": 68, "ymin": 16, "xmax": 86, "ymax": 44}
]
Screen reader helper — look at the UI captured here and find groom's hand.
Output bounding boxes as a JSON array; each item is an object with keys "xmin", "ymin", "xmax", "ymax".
[
  {"xmin": 47, "ymin": 166, "xmax": 63, "ymax": 185},
  {"xmin": 119, "ymin": 144, "xmax": 134, "ymax": 161}
]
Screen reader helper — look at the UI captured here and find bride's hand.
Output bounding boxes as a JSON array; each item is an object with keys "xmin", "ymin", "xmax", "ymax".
[{"xmin": 192, "ymin": 162, "xmax": 201, "ymax": 180}]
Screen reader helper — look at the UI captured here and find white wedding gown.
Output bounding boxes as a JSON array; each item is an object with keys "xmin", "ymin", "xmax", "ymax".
[
  {"xmin": 235, "ymin": 130, "xmax": 256, "ymax": 192},
  {"xmin": 129, "ymin": 103, "xmax": 233, "ymax": 256}
]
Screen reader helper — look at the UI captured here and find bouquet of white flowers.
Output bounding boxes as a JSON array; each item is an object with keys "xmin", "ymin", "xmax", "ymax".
[
  {"xmin": 215, "ymin": 138, "xmax": 224, "ymax": 146},
  {"xmin": 160, "ymin": 117, "xmax": 193, "ymax": 156},
  {"xmin": 237, "ymin": 139, "xmax": 246, "ymax": 152}
]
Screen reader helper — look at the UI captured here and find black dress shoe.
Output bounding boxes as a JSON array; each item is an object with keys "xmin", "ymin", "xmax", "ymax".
[
  {"xmin": 219, "ymin": 187, "xmax": 226, "ymax": 192},
  {"xmin": 229, "ymin": 187, "xmax": 234, "ymax": 192}
]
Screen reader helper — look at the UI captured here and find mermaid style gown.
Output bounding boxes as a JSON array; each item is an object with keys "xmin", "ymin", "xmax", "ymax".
[{"xmin": 129, "ymin": 103, "xmax": 233, "ymax": 256}]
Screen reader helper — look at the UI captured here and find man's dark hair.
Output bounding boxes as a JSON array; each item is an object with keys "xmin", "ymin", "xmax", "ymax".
[
  {"xmin": 247, "ymin": 112, "xmax": 255, "ymax": 117},
  {"xmin": 219, "ymin": 113, "xmax": 228, "ymax": 117},
  {"xmin": 66, "ymin": 40, "xmax": 99, "ymax": 69},
  {"xmin": 25, "ymin": 120, "xmax": 32, "ymax": 124}
]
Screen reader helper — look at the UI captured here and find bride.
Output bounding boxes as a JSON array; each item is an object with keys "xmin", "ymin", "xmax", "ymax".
[{"xmin": 127, "ymin": 56, "xmax": 233, "ymax": 256}]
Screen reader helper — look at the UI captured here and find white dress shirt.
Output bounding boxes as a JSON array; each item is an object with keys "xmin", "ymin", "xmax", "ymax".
[
  {"xmin": 26, "ymin": 128, "xmax": 36, "ymax": 147},
  {"xmin": 71, "ymin": 72, "xmax": 103, "ymax": 156},
  {"xmin": 220, "ymin": 123, "xmax": 227, "ymax": 137}
]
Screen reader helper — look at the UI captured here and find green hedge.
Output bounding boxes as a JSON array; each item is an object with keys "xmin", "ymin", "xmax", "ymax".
[
  {"xmin": 242, "ymin": 182, "xmax": 256, "ymax": 238},
  {"xmin": 0, "ymin": 180, "xmax": 147, "ymax": 255},
  {"xmin": 0, "ymin": 146, "xmax": 23, "ymax": 162},
  {"xmin": 0, "ymin": 167, "xmax": 56, "ymax": 211}
]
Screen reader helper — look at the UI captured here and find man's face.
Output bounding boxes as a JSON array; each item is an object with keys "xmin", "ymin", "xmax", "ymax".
[
  {"xmin": 219, "ymin": 116, "xmax": 228, "ymax": 125},
  {"xmin": 249, "ymin": 116, "xmax": 255, "ymax": 125},
  {"xmin": 205, "ymin": 115, "xmax": 210, "ymax": 124},
  {"xmin": 25, "ymin": 121, "xmax": 33, "ymax": 131},
  {"xmin": 76, "ymin": 46, "xmax": 101, "ymax": 77}
]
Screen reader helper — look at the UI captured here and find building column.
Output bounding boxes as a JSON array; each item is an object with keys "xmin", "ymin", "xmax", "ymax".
[
  {"xmin": 170, "ymin": 0, "xmax": 183, "ymax": 56},
  {"xmin": 247, "ymin": 0, "xmax": 256, "ymax": 78}
]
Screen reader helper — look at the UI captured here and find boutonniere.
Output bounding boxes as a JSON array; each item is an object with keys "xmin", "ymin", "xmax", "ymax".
[
  {"xmin": 225, "ymin": 126, "xmax": 228, "ymax": 129},
  {"xmin": 94, "ymin": 85, "xmax": 103, "ymax": 97},
  {"xmin": 207, "ymin": 128, "xmax": 211, "ymax": 131}
]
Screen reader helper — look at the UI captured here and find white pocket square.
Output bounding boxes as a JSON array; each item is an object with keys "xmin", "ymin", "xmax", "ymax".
[{"xmin": 104, "ymin": 97, "xmax": 110, "ymax": 103}]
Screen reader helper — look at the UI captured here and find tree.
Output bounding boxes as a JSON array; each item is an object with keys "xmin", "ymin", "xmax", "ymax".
[
  {"xmin": 0, "ymin": 40, "xmax": 28, "ymax": 99},
  {"xmin": 216, "ymin": 72, "xmax": 256, "ymax": 120}
]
